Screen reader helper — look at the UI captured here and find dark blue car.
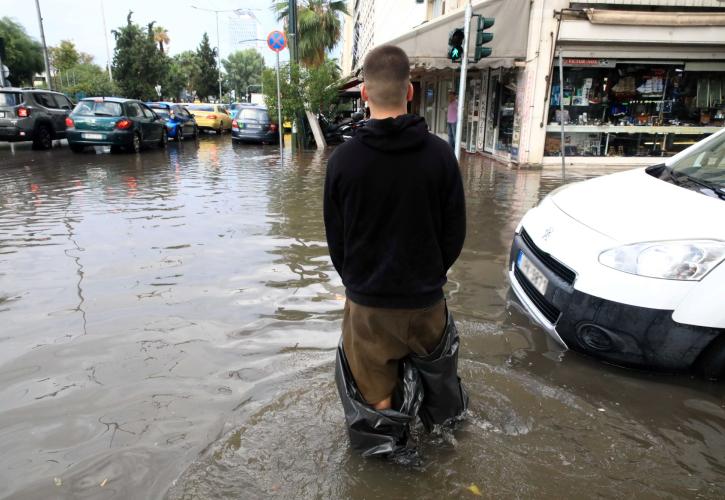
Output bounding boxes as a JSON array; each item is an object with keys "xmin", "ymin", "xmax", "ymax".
[{"xmin": 147, "ymin": 102, "xmax": 198, "ymax": 141}]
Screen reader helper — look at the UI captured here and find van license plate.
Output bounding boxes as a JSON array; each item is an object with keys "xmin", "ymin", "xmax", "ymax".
[
  {"xmin": 517, "ymin": 251, "xmax": 548, "ymax": 296},
  {"xmin": 82, "ymin": 133, "xmax": 104, "ymax": 140}
]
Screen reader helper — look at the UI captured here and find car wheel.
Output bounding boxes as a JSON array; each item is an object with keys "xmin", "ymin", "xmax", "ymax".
[
  {"xmin": 217, "ymin": 125, "xmax": 223, "ymax": 135},
  {"xmin": 32, "ymin": 125, "xmax": 53, "ymax": 150},
  {"xmin": 697, "ymin": 335, "xmax": 725, "ymax": 380},
  {"xmin": 177, "ymin": 127, "xmax": 184, "ymax": 142},
  {"xmin": 130, "ymin": 132, "xmax": 142, "ymax": 153},
  {"xmin": 193, "ymin": 126, "xmax": 199, "ymax": 140},
  {"xmin": 159, "ymin": 130, "xmax": 167, "ymax": 148},
  {"xmin": 70, "ymin": 143, "xmax": 85, "ymax": 153}
]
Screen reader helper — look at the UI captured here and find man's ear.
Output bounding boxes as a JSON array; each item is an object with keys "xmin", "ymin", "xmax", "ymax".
[
  {"xmin": 406, "ymin": 82, "xmax": 414, "ymax": 102},
  {"xmin": 361, "ymin": 83, "xmax": 369, "ymax": 102}
]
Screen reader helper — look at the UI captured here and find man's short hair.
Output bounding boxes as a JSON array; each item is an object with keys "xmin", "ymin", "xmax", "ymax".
[{"xmin": 362, "ymin": 45, "xmax": 410, "ymax": 108}]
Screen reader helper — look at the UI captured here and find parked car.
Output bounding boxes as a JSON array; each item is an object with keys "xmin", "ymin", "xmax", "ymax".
[
  {"xmin": 231, "ymin": 105, "xmax": 278, "ymax": 144},
  {"xmin": 0, "ymin": 87, "xmax": 75, "ymax": 149},
  {"xmin": 184, "ymin": 103, "xmax": 232, "ymax": 134},
  {"xmin": 147, "ymin": 102, "xmax": 198, "ymax": 141},
  {"xmin": 509, "ymin": 129, "xmax": 725, "ymax": 378},
  {"xmin": 66, "ymin": 97, "xmax": 167, "ymax": 153}
]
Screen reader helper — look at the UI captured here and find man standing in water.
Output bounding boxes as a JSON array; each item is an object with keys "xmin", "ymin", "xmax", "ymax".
[{"xmin": 324, "ymin": 45, "xmax": 468, "ymax": 460}]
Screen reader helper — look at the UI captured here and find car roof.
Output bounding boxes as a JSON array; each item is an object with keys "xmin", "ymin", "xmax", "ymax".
[
  {"xmin": 80, "ymin": 97, "xmax": 135, "ymax": 103},
  {"xmin": 147, "ymin": 102, "xmax": 178, "ymax": 108},
  {"xmin": 1, "ymin": 87, "xmax": 64, "ymax": 95}
]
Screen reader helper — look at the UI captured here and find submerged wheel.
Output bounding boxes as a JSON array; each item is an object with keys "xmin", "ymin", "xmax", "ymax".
[
  {"xmin": 193, "ymin": 126, "xmax": 199, "ymax": 139},
  {"xmin": 697, "ymin": 336, "xmax": 725, "ymax": 380},
  {"xmin": 177, "ymin": 127, "xmax": 184, "ymax": 141},
  {"xmin": 159, "ymin": 130, "xmax": 167, "ymax": 148},
  {"xmin": 32, "ymin": 125, "xmax": 53, "ymax": 150},
  {"xmin": 129, "ymin": 132, "xmax": 142, "ymax": 153}
]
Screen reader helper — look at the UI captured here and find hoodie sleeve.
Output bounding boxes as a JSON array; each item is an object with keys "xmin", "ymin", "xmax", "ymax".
[
  {"xmin": 441, "ymin": 153, "xmax": 466, "ymax": 271},
  {"xmin": 323, "ymin": 158, "xmax": 345, "ymax": 276}
]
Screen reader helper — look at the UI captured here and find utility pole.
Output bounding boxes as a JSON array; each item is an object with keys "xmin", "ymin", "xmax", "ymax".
[
  {"xmin": 100, "ymin": 0, "xmax": 113, "ymax": 81},
  {"xmin": 453, "ymin": 0, "xmax": 472, "ymax": 161},
  {"xmin": 34, "ymin": 0, "xmax": 52, "ymax": 90},
  {"xmin": 0, "ymin": 38, "xmax": 7, "ymax": 87},
  {"xmin": 192, "ymin": 5, "xmax": 230, "ymax": 102},
  {"xmin": 288, "ymin": 0, "xmax": 300, "ymax": 152}
]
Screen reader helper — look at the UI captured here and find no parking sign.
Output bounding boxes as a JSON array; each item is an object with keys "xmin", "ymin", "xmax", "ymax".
[{"xmin": 267, "ymin": 31, "xmax": 287, "ymax": 53}]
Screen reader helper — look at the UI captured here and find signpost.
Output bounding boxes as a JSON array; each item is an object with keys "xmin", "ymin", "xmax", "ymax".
[{"xmin": 267, "ymin": 30, "xmax": 287, "ymax": 148}]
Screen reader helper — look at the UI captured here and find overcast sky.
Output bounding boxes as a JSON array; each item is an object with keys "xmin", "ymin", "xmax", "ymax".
[{"xmin": 2, "ymin": 0, "xmax": 295, "ymax": 69}]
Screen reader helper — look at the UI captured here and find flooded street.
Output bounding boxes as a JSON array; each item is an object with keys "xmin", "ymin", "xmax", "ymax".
[{"xmin": 1, "ymin": 136, "xmax": 723, "ymax": 499}]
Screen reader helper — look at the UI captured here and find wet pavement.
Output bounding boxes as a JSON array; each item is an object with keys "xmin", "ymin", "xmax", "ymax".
[{"xmin": 0, "ymin": 135, "xmax": 723, "ymax": 499}]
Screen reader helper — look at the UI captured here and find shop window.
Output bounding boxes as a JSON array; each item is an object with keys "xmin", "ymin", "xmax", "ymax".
[{"xmin": 546, "ymin": 60, "xmax": 725, "ymax": 157}]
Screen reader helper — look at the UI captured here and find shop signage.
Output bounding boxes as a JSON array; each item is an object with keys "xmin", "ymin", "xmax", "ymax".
[{"xmin": 564, "ymin": 58, "xmax": 616, "ymax": 68}]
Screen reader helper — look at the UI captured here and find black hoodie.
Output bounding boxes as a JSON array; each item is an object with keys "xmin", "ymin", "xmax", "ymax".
[{"xmin": 323, "ymin": 114, "xmax": 466, "ymax": 309}]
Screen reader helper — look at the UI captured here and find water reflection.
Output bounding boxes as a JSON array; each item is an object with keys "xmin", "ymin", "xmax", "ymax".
[{"xmin": 0, "ymin": 138, "xmax": 722, "ymax": 499}]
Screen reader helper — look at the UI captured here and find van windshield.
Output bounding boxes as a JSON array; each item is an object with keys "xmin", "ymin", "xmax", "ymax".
[
  {"xmin": 669, "ymin": 133, "xmax": 725, "ymax": 199},
  {"xmin": 73, "ymin": 100, "xmax": 123, "ymax": 117}
]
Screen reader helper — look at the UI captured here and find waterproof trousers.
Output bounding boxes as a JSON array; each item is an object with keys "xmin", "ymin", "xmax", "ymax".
[{"xmin": 335, "ymin": 309, "xmax": 468, "ymax": 457}]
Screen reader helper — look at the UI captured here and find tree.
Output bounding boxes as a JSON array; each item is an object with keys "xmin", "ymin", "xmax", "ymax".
[
  {"xmin": 222, "ymin": 49, "xmax": 264, "ymax": 102},
  {"xmin": 164, "ymin": 51, "xmax": 198, "ymax": 100},
  {"xmin": 261, "ymin": 58, "xmax": 340, "ymax": 124},
  {"xmin": 57, "ymin": 63, "xmax": 118, "ymax": 99},
  {"xmin": 274, "ymin": 1, "xmax": 348, "ymax": 68},
  {"xmin": 153, "ymin": 25, "xmax": 169, "ymax": 55},
  {"xmin": 194, "ymin": 33, "xmax": 219, "ymax": 100},
  {"xmin": 49, "ymin": 40, "xmax": 80, "ymax": 74},
  {"xmin": 0, "ymin": 17, "xmax": 44, "ymax": 85},
  {"xmin": 112, "ymin": 12, "xmax": 167, "ymax": 100}
]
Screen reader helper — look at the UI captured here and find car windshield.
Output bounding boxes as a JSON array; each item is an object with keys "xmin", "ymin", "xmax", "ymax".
[
  {"xmin": 73, "ymin": 100, "xmax": 123, "ymax": 117},
  {"xmin": 670, "ymin": 132, "xmax": 725, "ymax": 197},
  {"xmin": 0, "ymin": 92, "xmax": 22, "ymax": 106},
  {"xmin": 239, "ymin": 108, "xmax": 268, "ymax": 122},
  {"xmin": 187, "ymin": 104, "xmax": 213, "ymax": 112}
]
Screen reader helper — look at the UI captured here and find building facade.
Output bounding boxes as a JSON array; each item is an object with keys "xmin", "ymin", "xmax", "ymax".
[{"xmin": 344, "ymin": 0, "xmax": 725, "ymax": 167}]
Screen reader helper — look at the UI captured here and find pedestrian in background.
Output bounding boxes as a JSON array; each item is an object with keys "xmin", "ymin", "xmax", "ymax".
[
  {"xmin": 324, "ymin": 45, "xmax": 468, "ymax": 464},
  {"xmin": 447, "ymin": 91, "xmax": 458, "ymax": 148}
]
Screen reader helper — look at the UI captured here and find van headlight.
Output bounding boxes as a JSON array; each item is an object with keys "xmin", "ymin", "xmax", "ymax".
[{"xmin": 599, "ymin": 240, "xmax": 725, "ymax": 281}]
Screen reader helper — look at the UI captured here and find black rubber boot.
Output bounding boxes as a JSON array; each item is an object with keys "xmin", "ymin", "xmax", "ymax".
[
  {"xmin": 334, "ymin": 338, "xmax": 423, "ymax": 459},
  {"xmin": 410, "ymin": 309, "xmax": 469, "ymax": 431}
]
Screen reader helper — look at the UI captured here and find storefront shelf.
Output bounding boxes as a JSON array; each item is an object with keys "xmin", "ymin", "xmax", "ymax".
[{"xmin": 545, "ymin": 125, "xmax": 723, "ymax": 135}]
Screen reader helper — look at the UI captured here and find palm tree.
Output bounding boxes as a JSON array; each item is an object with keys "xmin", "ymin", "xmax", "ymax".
[
  {"xmin": 153, "ymin": 26, "xmax": 170, "ymax": 55},
  {"xmin": 274, "ymin": 1, "xmax": 348, "ymax": 68}
]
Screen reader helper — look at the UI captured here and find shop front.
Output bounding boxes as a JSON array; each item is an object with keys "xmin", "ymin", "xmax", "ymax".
[{"xmin": 542, "ymin": 14, "xmax": 725, "ymax": 165}]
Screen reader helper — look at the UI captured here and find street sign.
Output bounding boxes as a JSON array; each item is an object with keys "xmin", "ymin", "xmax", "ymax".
[{"xmin": 267, "ymin": 31, "xmax": 287, "ymax": 53}]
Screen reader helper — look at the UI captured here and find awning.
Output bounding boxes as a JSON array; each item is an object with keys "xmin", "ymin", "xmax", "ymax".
[
  {"xmin": 381, "ymin": 0, "xmax": 530, "ymax": 72},
  {"xmin": 585, "ymin": 8, "xmax": 725, "ymax": 27},
  {"xmin": 557, "ymin": 19, "xmax": 725, "ymax": 60}
]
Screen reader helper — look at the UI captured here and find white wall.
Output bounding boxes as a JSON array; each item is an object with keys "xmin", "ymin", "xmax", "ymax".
[{"xmin": 373, "ymin": 0, "xmax": 428, "ymax": 49}]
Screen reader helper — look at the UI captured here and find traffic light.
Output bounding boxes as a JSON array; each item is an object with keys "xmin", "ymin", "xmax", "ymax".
[
  {"xmin": 448, "ymin": 28, "xmax": 464, "ymax": 63},
  {"xmin": 474, "ymin": 17, "xmax": 494, "ymax": 62}
]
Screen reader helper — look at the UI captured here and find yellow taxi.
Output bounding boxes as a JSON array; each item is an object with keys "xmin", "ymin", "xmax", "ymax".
[{"xmin": 184, "ymin": 103, "xmax": 233, "ymax": 134}]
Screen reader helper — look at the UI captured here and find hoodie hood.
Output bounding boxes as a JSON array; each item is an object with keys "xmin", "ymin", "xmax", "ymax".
[{"xmin": 356, "ymin": 114, "xmax": 428, "ymax": 152}]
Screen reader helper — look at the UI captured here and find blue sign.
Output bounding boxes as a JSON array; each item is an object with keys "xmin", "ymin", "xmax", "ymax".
[{"xmin": 267, "ymin": 31, "xmax": 287, "ymax": 52}]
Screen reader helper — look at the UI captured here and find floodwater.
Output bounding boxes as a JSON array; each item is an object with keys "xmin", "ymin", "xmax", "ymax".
[{"xmin": 0, "ymin": 136, "xmax": 723, "ymax": 499}]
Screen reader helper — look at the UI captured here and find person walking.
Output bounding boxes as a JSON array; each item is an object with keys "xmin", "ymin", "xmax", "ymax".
[
  {"xmin": 447, "ymin": 91, "xmax": 458, "ymax": 148},
  {"xmin": 324, "ymin": 45, "xmax": 468, "ymax": 463}
]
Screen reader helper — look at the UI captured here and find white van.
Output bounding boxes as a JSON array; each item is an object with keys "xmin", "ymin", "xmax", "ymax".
[{"xmin": 509, "ymin": 129, "xmax": 725, "ymax": 378}]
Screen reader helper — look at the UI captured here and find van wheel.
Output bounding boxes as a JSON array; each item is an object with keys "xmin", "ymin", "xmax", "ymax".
[
  {"xmin": 32, "ymin": 125, "xmax": 53, "ymax": 150},
  {"xmin": 696, "ymin": 335, "xmax": 725, "ymax": 380}
]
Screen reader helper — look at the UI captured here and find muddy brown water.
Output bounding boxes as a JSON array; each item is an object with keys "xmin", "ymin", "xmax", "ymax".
[{"xmin": 0, "ymin": 136, "xmax": 723, "ymax": 499}]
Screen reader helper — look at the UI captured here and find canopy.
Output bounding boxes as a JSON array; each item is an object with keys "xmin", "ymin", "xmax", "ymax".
[{"xmin": 383, "ymin": 0, "xmax": 531, "ymax": 71}]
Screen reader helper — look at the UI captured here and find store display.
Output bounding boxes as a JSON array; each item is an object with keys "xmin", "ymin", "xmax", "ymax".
[{"xmin": 546, "ymin": 62, "xmax": 725, "ymax": 157}]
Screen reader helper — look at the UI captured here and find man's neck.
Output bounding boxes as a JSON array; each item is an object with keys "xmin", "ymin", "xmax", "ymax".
[{"xmin": 369, "ymin": 106, "xmax": 408, "ymax": 120}]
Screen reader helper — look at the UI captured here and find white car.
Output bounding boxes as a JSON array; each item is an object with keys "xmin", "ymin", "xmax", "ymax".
[{"xmin": 509, "ymin": 129, "xmax": 725, "ymax": 377}]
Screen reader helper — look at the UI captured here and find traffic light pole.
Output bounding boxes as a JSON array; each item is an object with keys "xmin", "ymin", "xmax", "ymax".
[{"xmin": 454, "ymin": 0, "xmax": 472, "ymax": 161}]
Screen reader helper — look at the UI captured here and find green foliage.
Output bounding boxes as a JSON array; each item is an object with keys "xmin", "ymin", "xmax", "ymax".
[
  {"xmin": 0, "ymin": 17, "xmax": 44, "ymax": 86},
  {"xmin": 274, "ymin": 1, "xmax": 348, "ymax": 68},
  {"xmin": 222, "ymin": 49, "xmax": 264, "ymax": 101},
  {"xmin": 49, "ymin": 40, "xmax": 80, "ymax": 73},
  {"xmin": 164, "ymin": 51, "xmax": 198, "ymax": 100},
  {"xmin": 111, "ymin": 12, "xmax": 167, "ymax": 100},
  {"xmin": 56, "ymin": 63, "xmax": 118, "ymax": 99},
  {"xmin": 262, "ymin": 59, "xmax": 341, "ymax": 124},
  {"xmin": 194, "ymin": 33, "xmax": 219, "ymax": 100}
]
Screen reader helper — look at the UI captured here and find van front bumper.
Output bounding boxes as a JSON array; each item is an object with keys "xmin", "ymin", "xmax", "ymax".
[{"xmin": 509, "ymin": 230, "xmax": 720, "ymax": 371}]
